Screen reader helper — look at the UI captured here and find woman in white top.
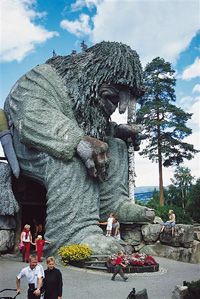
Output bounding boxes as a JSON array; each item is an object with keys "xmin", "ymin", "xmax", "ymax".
[{"xmin": 20, "ymin": 224, "xmax": 33, "ymax": 262}]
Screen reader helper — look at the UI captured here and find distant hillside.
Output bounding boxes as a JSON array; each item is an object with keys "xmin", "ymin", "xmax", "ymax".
[{"xmin": 135, "ymin": 186, "xmax": 158, "ymax": 193}]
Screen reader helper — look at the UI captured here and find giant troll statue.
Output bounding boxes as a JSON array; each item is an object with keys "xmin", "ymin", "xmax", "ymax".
[{"xmin": 4, "ymin": 42, "xmax": 155, "ymax": 254}]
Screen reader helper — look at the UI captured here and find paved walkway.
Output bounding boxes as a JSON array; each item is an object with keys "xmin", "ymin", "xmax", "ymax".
[{"xmin": 0, "ymin": 255, "xmax": 199, "ymax": 299}]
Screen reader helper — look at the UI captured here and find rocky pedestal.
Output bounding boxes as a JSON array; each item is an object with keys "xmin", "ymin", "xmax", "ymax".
[
  {"xmin": 0, "ymin": 215, "xmax": 16, "ymax": 252},
  {"xmin": 141, "ymin": 223, "xmax": 161, "ymax": 243},
  {"xmin": 160, "ymin": 224, "xmax": 194, "ymax": 248},
  {"xmin": 139, "ymin": 241, "xmax": 200, "ymax": 263},
  {"xmin": 171, "ymin": 285, "xmax": 188, "ymax": 299},
  {"xmin": 121, "ymin": 223, "xmax": 142, "ymax": 245},
  {"xmin": 120, "ymin": 222, "xmax": 200, "ymax": 263},
  {"xmin": 0, "ymin": 162, "xmax": 18, "ymax": 253}
]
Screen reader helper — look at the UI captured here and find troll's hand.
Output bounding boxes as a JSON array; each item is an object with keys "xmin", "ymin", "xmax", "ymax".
[{"xmin": 77, "ymin": 136, "xmax": 108, "ymax": 181}]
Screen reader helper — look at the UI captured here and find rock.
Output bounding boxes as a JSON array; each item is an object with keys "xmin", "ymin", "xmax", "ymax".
[
  {"xmin": 160, "ymin": 224, "xmax": 194, "ymax": 248},
  {"xmin": 171, "ymin": 285, "xmax": 188, "ymax": 299},
  {"xmin": 81, "ymin": 234, "xmax": 123, "ymax": 255},
  {"xmin": 141, "ymin": 224, "xmax": 161, "ymax": 243},
  {"xmin": 139, "ymin": 241, "xmax": 200, "ymax": 263},
  {"xmin": 0, "ymin": 230, "xmax": 15, "ymax": 252},
  {"xmin": 135, "ymin": 288, "xmax": 149, "ymax": 299},
  {"xmin": 193, "ymin": 224, "xmax": 200, "ymax": 231},
  {"xmin": 194, "ymin": 231, "xmax": 200, "ymax": 241},
  {"xmin": 121, "ymin": 224, "xmax": 142, "ymax": 245},
  {"xmin": 134, "ymin": 241, "xmax": 146, "ymax": 252},
  {"xmin": 153, "ymin": 216, "xmax": 163, "ymax": 224},
  {"xmin": 122, "ymin": 244, "xmax": 134, "ymax": 255},
  {"xmin": 0, "ymin": 215, "xmax": 16, "ymax": 229},
  {"xmin": 190, "ymin": 240, "xmax": 200, "ymax": 263}
]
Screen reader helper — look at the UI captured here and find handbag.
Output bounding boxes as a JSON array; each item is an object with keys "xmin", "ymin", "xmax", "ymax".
[{"xmin": 18, "ymin": 242, "xmax": 24, "ymax": 251}]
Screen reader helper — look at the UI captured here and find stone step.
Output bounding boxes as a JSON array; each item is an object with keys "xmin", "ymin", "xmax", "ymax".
[
  {"xmin": 90, "ymin": 255, "xmax": 110, "ymax": 259},
  {"xmin": 85, "ymin": 260, "xmax": 107, "ymax": 264},
  {"xmin": 85, "ymin": 265, "xmax": 108, "ymax": 271}
]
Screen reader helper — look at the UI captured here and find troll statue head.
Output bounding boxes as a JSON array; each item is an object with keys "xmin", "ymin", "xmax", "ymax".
[{"xmin": 46, "ymin": 41, "xmax": 143, "ymax": 139}]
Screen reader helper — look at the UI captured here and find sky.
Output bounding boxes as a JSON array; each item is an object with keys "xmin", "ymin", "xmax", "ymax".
[{"xmin": 0, "ymin": 0, "xmax": 200, "ymax": 187}]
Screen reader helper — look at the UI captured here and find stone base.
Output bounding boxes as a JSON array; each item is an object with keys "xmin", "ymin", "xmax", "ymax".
[
  {"xmin": 139, "ymin": 241, "xmax": 200, "ymax": 263},
  {"xmin": 171, "ymin": 285, "xmax": 188, "ymax": 299},
  {"xmin": 107, "ymin": 263, "xmax": 159, "ymax": 273},
  {"xmin": 0, "ymin": 229, "xmax": 15, "ymax": 252}
]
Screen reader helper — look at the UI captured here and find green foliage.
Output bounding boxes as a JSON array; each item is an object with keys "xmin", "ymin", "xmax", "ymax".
[
  {"xmin": 186, "ymin": 178, "xmax": 200, "ymax": 222},
  {"xmin": 169, "ymin": 166, "xmax": 194, "ymax": 209},
  {"xmin": 58, "ymin": 244, "xmax": 92, "ymax": 266},
  {"xmin": 146, "ymin": 190, "xmax": 192, "ymax": 224},
  {"xmin": 137, "ymin": 57, "xmax": 198, "ymax": 206},
  {"xmin": 183, "ymin": 280, "xmax": 200, "ymax": 299},
  {"xmin": 138, "ymin": 57, "xmax": 198, "ymax": 167}
]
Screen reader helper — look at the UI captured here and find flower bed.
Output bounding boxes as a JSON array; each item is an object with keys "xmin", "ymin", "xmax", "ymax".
[
  {"xmin": 58, "ymin": 244, "xmax": 92, "ymax": 266},
  {"xmin": 106, "ymin": 253, "xmax": 159, "ymax": 273}
]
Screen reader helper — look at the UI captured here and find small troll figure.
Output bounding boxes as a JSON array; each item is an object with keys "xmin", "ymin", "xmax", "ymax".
[{"xmin": 4, "ymin": 41, "xmax": 155, "ymax": 254}]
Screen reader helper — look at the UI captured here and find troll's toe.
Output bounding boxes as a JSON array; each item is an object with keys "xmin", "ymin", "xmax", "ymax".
[
  {"xmin": 81, "ymin": 234, "xmax": 123, "ymax": 255},
  {"xmin": 116, "ymin": 202, "xmax": 155, "ymax": 223}
]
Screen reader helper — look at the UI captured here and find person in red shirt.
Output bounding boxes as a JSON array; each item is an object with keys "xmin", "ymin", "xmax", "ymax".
[
  {"xmin": 33, "ymin": 235, "xmax": 50, "ymax": 262},
  {"xmin": 111, "ymin": 251, "xmax": 128, "ymax": 281}
]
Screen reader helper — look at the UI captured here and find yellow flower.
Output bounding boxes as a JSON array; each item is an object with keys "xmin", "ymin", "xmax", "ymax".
[{"xmin": 58, "ymin": 244, "xmax": 92, "ymax": 265}]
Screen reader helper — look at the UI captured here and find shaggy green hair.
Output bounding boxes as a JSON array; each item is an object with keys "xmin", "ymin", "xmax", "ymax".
[{"xmin": 46, "ymin": 41, "xmax": 143, "ymax": 138}]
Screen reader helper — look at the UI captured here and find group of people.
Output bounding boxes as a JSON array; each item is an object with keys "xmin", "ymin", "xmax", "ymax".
[
  {"xmin": 19, "ymin": 224, "xmax": 49, "ymax": 263},
  {"xmin": 16, "ymin": 210, "xmax": 176, "ymax": 297},
  {"xmin": 99, "ymin": 213, "xmax": 121, "ymax": 239},
  {"xmin": 16, "ymin": 255, "xmax": 63, "ymax": 299}
]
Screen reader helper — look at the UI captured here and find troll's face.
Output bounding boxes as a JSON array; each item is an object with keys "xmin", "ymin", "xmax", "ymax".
[{"xmin": 98, "ymin": 84, "xmax": 134, "ymax": 116}]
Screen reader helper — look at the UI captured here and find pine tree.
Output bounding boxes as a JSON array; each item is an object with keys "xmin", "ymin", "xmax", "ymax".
[{"xmin": 137, "ymin": 57, "xmax": 198, "ymax": 206}]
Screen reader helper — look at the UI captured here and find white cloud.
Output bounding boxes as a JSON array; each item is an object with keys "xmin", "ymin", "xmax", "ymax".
[
  {"xmin": 60, "ymin": 14, "xmax": 92, "ymax": 37},
  {"xmin": 192, "ymin": 84, "xmax": 200, "ymax": 93},
  {"xmin": 71, "ymin": 0, "xmax": 102, "ymax": 11},
  {"xmin": 188, "ymin": 97, "xmax": 200, "ymax": 130},
  {"xmin": 0, "ymin": 0, "xmax": 58, "ymax": 62},
  {"xmin": 66, "ymin": 0, "xmax": 199, "ymax": 65},
  {"xmin": 182, "ymin": 57, "xmax": 200, "ymax": 80},
  {"xmin": 61, "ymin": 1, "xmax": 199, "ymax": 65},
  {"xmin": 179, "ymin": 96, "xmax": 193, "ymax": 106}
]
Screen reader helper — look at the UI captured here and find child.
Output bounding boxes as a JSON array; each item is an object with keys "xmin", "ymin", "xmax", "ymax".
[
  {"xmin": 106, "ymin": 213, "xmax": 114, "ymax": 237},
  {"xmin": 161, "ymin": 209, "xmax": 176, "ymax": 236},
  {"xmin": 112, "ymin": 217, "xmax": 121, "ymax": 240},
  {"xmin": 33, "ymin": 235, "xmax": 50, "ymax": 262},
  {"xmin": 111, "ymin": 251, "xmax": 128, "ymax": 281}
]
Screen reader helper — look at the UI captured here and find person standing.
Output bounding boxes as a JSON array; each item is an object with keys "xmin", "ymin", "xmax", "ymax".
[
  {"xmin": 112, "ymin": 217, "xmax": 121, "ymax": 240},
  {"xmin": 32, "ymin": 235, "xmax": 50, "ymax": 262},
  {"xmin": 16, "ymin": 254, "xmax": 44, "ymax": 298},
  {"xmin": 111, "ymin": 251, "xmax": 128, "ymax": 281},
  {"xmin": 20, "ymin": 224, "xmax": 33, "ymax": 262},
  {"xmin": 34, "ymin": 223, "xmax": 45, "ymax": 241},
  {"xmin": 106, "ymin": 213, "xmax": 114, "ymax": 237},
  {"xmin": 43, "ymin": 256, "xmax": 63, "ymax": 299}
]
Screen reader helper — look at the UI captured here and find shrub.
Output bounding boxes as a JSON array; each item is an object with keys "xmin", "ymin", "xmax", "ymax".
[
  {"xmin": 146, "ymin": 200, "xmax": 192, "ymax": 224},
  {"xmin": 58, "ymin": 244, "xmax": 92, "ymax": 265},
  {"xmin": 183, "ymin": 279, "xmax": 200, "ymax": 299}
]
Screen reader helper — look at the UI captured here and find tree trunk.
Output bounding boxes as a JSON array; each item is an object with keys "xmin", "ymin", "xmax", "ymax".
[
  {"xmin": 158, "ymin": 155, "xmax": 164, "ymax": 206},
  {"xmin": 157, "ymin": 117, "xmax": 165, "ymax": 207},
  {"xmin": 127, "ymin": 97, "xmax": 137, "ymax": 203}
]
